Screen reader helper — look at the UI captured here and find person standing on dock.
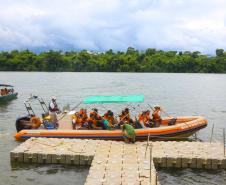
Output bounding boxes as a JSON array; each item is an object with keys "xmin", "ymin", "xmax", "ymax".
[
  {"xmin": 49, "ymin": 96, "xmax": 59, "ymax": 128},
  {"xmin": 121, "ymin": 123, "xmax": 136, "ymax": 143}
]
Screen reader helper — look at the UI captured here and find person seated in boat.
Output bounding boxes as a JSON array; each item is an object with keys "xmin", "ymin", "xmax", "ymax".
[
  {"xmin": 124, "ymin": 108, "xmax": 133, "ymax": 123},
  {"xmin": 82, "ymin": 108, "xmax": 88, "ymax": 121},
  {"xmin": 5, "ymin": 88, "xmax": 9, "ymax": 95},
  {"xmin": 152, "ymin": 105, "xmax": 162, "ymax": 127},
  {"xmin": 144, "ymin": 110, "xmax": 152, "ymax": 127},
  {"xmin": 87, "ymin": 113, "xmax": 103, "ymax": 129},
  {"xmin": 1, "ymin": 88, "xmax": 6, "ymax": 96},
  {"xmin": 119, "ymin": 110, "xmax": 126, "ymax": 125},
  {"xmin": 119, "ymin": 108, "xmax": 134, "ymax": 125},
  {"xmin": 136, "ymin": 110, "xmax": 151, "ymax": 128},
  {"xmin": 8, "ymin": 88, "xmax": 13, "ymax": 94},
  {"xmin": 91, "ymin": 108, "xmax": 102, "ymax": 120},
  {"xmin": 103, "ymin": 110, "xmax": 117, "ymax": 128},
  {"xmin": 71, "ymin": 112, "xmax": 79, "ymax": 129},
  {"xmin": 121, "ymin": 122, "xmax": 136, "ymax": 143},
  {"xmin": 88, "ymin": 109, "xmax": 106, "ymax": 130},
  {"xmin": 0, "ymin": 89, "xmax": 4, "ymax": 96},
  {"xmin": 79, "ymin": 108, "xmax": 88, "ymax": 128},
  {"xmin": 138, "ymin": 111, "xmax": 146, "ymax": 128},
  {"xmin": 87, "ymin": 113, "xmax": 95, "ymax": 129},
  {"xmin": 71, "ymin": 109, "xmax": 88, "ymax": 129}
]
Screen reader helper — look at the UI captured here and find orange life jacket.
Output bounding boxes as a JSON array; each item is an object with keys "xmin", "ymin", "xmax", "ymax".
[
  {"xmin": 138, "ymin": 113, "xmax": 144, "ymax": 123},
  {"xmin": 104, "ymin": 114, "xmax": 114, "ymax": 126},
  {"xmin": 88, "ymin": 117, "xmax": 97, "ymax": 128},
  {"xmin": 144, "ymin": 111, "xmax": 151, "ymax": 123},
  {"xmin": 119, "ymin": 112, "xmax": 130, "ymax": 123},
  {"xmin": 152, "ymin": 110, "xmax": 161, "ymax": 122}
]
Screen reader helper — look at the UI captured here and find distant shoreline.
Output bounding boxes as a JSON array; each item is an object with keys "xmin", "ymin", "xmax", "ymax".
[
  {"xmin": 0, "ymin": 48, "xmax": 225, "ymax": 73},
  {"xmin": 0, "ymin": 71, "xmax": 226, "ymax": 75}
]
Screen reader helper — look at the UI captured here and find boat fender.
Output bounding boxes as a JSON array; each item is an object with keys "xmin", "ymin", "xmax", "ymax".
[{"xmin": 30, "ymin": 117, "xmax": 42, "ymax": 129}]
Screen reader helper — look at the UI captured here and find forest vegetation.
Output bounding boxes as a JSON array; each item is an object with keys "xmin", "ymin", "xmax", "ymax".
[{"xmin": 0, "ymin": 47, "xmax": 226, "ymax": 73}]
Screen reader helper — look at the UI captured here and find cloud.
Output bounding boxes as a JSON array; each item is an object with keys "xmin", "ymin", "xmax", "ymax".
[{"xmin": 0, "ymin": 0, "xmax": 225, "ymax": 54}]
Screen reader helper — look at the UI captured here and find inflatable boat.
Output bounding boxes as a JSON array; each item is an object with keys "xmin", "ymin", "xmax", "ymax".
[
  {"xmin": 15, "ymin": 116, "xmax": 207, "ymax": 140},
  {"xmin": 14, "ymin": 95, "xmax": 208, "ymax": 141}
]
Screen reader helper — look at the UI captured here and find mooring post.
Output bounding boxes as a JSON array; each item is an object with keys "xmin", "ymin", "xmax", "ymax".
[
  {"xmin": 223, "ymin": 128, "xmax": 225, "ymax": 157},
  {"xmin": 156, "ymin": 171, "xmax": 158, "ymax": 185},
  {"xmin": 150, "ymin": 143, "xmax": 153, "ymax": 184},
  {"xmin": 194, "ymin": 132, "xmax": 197, "ymax": 141},
  {"xmin": 145, "ymin": 133, "xmax": 150, "ymax": 158},
  {"xmin": 210, "ymin": 123, "xmax": 214, "ymax": 143}
]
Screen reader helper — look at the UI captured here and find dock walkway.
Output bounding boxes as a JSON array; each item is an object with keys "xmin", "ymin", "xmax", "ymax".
[{"xmin": 10, "ymin": 138, "xmax": 226, "ymax": 185}]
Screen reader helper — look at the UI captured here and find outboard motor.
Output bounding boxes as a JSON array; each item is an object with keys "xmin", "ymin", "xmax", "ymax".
[
  {"xmin": 16, "ymin": 95, "xmax": 47, "ymax": 132},
  {"xmin": 15, "ymin": 115, "xmax": 32, "ymax": 132}
]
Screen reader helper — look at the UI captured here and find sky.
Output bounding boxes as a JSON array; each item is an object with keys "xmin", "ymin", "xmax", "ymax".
[{"xmin": 0, "ymin": 0, "xmax": 226, "ymax": 54}]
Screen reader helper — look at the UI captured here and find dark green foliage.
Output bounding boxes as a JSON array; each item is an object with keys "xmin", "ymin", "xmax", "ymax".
[
  {"xmin": 216, "ymin": 49, "xmax": 224, "ymax": 57},
  {"xmin": 0, "ymin": 48, "xmax": 226, "ymax": 73}
]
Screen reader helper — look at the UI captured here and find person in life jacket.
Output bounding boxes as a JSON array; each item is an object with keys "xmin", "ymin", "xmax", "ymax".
[
  {"xmin": 88, "ymin": 108, "xmax": 104, "ymax": 129},
  {"xmin": 49, "ymin": 96, "xmax": 59, "ymax": 128},
  {"xmin": 152, "ymin": 106, "xmax": 162, "ymax": 127},
  {"xmin": 119, "ymin": 110, "xmax": 126, "ymax": 125},
  {"xmin": 1, "ymin": 88, "xmax": 7, "ymax": 96},
  {"xmin": 71, "ymin": 112, "xmax": 79, "ymax": 129},
  {"xmin": 143, "ymin": 110, "xmax": 152, "ymax": 127},
  {"xmin": 76, "ymin": 108, "xmax": 88, "ymax": 129},
  {"xmin": 91, "ymin": 108, "xmax": 103, "ymax": 123},
  {"xmin": 80, "ymin": 109, "xmax": 88, "ymax": 125},
  {"xmin": 0, "ymin": 89, "xmax": 4, "ymax": 96},
  {"xmin": 103, "ymin": 110, "xmax": 117, "ymax": 128},
  {"xmin": 138, "ymin": 111, "xmax": 146, "ymax": 128},
  {"xmin": 87, "ymin": 112, "xmax": 98, "ymax": 129},
  {"xmin": 118, "ymin": 108, "xmax": 132, "ymax": 127}
]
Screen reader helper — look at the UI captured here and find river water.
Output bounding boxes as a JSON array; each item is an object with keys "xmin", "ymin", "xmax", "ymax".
[{"xmin": 0, "ymin": 72, "xmax": 226, "ymax": 185}]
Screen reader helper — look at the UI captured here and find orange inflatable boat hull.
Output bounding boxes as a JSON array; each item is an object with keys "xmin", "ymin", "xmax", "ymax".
[{"xmin": 14, "ymin": 116, "xmax": 207, "ymax": 141}]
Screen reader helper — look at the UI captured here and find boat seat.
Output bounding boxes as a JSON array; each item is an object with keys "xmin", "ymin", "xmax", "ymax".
[{"xmin": 43, "ymin": 120, "xmax": 55, "ymax": 129}]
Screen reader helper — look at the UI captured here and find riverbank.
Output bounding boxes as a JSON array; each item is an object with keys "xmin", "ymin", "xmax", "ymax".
[{"xmin": 0, "ymin": 48, "xmax": 226, "ymax": 73}]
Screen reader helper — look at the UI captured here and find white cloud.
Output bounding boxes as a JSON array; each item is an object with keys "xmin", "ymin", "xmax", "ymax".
[{"xmin": 0, "ymin": 0, "xmax": 225, "ymax": 54}]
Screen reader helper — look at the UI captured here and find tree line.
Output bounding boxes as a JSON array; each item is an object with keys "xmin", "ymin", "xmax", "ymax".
[{"xmin": 0, "ymin": 48, "xmax": 226, "ymax": 73}]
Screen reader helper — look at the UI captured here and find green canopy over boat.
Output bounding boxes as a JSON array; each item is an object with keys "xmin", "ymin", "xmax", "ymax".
[{"xmin": 83, "ymin": 94, "xmax": 144, "ymax": 104}]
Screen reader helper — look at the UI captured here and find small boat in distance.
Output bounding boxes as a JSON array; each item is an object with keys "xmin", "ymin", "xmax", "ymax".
[{"xmin": 0, "ymin": 84, "xmax": 18, "ymax": 103}]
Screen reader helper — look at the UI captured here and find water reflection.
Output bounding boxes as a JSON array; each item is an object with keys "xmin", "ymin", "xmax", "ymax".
[
  {"xmin": 10, "ymin": 163, "xmax": 89, "ymax": 185},
  {"xmin": 158, "ymin": 168, "xmax": 226, "ymax": 185}
]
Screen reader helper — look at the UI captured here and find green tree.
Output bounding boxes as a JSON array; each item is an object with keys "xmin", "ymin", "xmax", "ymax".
[{"xmin": 216, "ymin": 49, "xmax": 224, "ymax": 57}]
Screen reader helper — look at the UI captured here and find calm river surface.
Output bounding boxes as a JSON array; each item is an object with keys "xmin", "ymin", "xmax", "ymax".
[{"xmin": 0, "ymin": 72, "xmax": 226, "ymax": 185}]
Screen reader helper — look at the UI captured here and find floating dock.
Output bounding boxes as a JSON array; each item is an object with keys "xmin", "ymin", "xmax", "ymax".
[{"xmin": 10, "ymin": 138, "xmax": 226, "ymax": 185}]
